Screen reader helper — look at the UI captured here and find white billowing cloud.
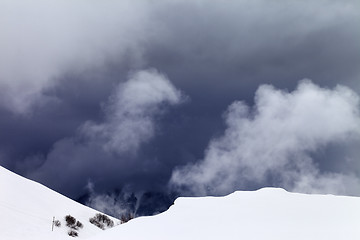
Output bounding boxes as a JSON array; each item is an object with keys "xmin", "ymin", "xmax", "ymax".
[
  {"xmin": 171, "ymin": 80, "xmax": 360, "ymax": 196},
  {"xmin": 81, "ymin": 69, "xmax": 184, "ymax": 154}
]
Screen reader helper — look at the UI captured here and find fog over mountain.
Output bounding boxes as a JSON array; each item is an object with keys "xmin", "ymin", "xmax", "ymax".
[{"xmin": 1, "ymin": 0, "xmax": 359, "ymax": 216}]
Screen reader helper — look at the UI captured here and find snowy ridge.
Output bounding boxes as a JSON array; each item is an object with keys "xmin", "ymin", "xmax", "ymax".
[
  {"xmin": 0, "ymin": 166, "xmax": 118, "ymax": 240},
  {"xmin": 90, "ymin": 188, "xmax": 360, "ymax": 240},
  {"xmin": 1, "ymin": 165, "xmax": 360, "ymax": 240}
]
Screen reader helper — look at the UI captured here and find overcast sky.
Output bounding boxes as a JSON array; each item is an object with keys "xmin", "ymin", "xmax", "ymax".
[{"xmin": 1, "ymin": 0, "xmax": 360, "ymax": 214}]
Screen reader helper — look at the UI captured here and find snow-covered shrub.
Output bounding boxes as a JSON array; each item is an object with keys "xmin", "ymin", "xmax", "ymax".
[
  {"xmin": 75, "ymin": 221, "xmax": 83, "ymax": 229},
  {"xmin": 64, "ymin": 214, "xmax": 83, "ymax": 237},
  {"xmin": 68, "ymin": 230, "xmax": 78, "ymax": 237},
  {"xmin": 65, "ymin": 215, "xmax": 76, "ymax": 227},
  {"xmin": 54, "ymin": 220, "xmax": 61, "ymax": 227},
  {"xmin": 65, "ymin": 215, "xmax": 83, "ymax": 230},
  {"xmin": 89, "ymin": 213, "xmax": 114, "ymax": 230},
  {"xmin": 120, "ymin": 213, "xmax": 134, "ymax": 224}
]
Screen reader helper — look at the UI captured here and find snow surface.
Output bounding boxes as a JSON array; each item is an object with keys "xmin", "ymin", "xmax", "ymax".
[
  {"xmin": 90, "ymin": 189, "xmax": 360, "ymax": 240},
  {"xmin": 1, "ymin": 165, "xmax": 360, "ymax": 240},
  {"xmin": 0, "ymin": 166, "xmax": 118, "ymax": 240}
]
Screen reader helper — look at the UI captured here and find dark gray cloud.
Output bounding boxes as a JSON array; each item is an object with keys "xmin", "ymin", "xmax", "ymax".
[
  {"xmin": 0, "ymin": 0, "xmax": 359, "ymax": 215},
  {"xmin": 28, "ymin": 69, "xmax": 185, "ymax": 197}
]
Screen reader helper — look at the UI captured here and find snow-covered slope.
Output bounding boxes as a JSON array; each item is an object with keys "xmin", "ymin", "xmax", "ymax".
[
  {"xmin": 1, "ymin": 165, "xmax": 360, "ymax": 240},
  {"xmin": 90, "ymin": 188, "xmax": 360, "ymax": 240},
  {"xmin": 0, "ymin": 166, "xmax": 118, "ymax": 240}
]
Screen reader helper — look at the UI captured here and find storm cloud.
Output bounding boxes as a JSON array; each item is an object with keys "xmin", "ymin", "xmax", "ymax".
[
  {"xmin": 0, "ymin": 0, "xmax": 155, "ymax": 114},
  {"xmin": 0, "ymin": 0, "xmax": 360, "ymax": 215},
  {"xmin": 1, "ymin": 0, "xmax": 359, "ymax": 115}
]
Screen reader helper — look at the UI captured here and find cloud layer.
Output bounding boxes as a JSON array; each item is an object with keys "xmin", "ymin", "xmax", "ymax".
[
  {"xmin": 0, "ymin": 0, "xmax": 359, "ymax": 215},
  {"xmin": 171, "ymin": 80, "xmax": 360, "ymax": 196}
]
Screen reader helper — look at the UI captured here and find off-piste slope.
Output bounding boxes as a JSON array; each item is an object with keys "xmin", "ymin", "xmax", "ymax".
[
  {"xmin": 90, "ymin": 188, "xmax": 360, "ymax": 240},
  {"xmin": 0, "ymin": 166, "xmax": 118, "ymax": 240}
]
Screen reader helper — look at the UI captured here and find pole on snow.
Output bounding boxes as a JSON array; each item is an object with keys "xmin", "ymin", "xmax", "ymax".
[{"xmin": 52, "ymin": 216, "xmax": 55, "ymax": 231}]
